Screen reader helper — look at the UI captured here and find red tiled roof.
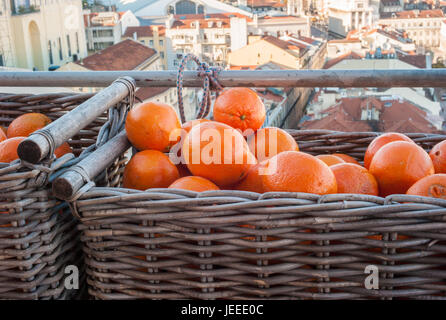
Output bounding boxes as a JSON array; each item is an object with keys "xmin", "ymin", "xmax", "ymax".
[
  {"xmin": 171, "ymin": 13, "xmax": 251, "ymax": 29},
  {"xmin": 262, "ymin": 35, "xmax": 303, "ymax": 52},
  {"xmin": 136, "ymin": 87, "xmax": 170, "ymax": 101},
  {"xmin": 323, "ymin": 51, "xmax": 363, "ymax": 69},
  {"xmin": 123, "ymin": 25, "xmax": 165, "ymax": 38},
  {"xmin": 300, "ymin": 97, "xmax": 438, "ymax": 133},
  {"xmin": 247, "ymin": 0, "xmax": 285, "ymax": 8},
  {"xmin": 397, "ymin": 53, "xmax": 427, "ymax": 68},
  {"xmin": 76, "ymin": 39, "xmax": 157, "ymax": 71}
]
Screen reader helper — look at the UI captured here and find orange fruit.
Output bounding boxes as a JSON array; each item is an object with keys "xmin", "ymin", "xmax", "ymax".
[
  {"xmin": 233, "ymin": 162, "xmax": 267, "ymax": 193},
  {"xmin": 364, "ymin": 132, "xmax": 414, "ymax": 169},
  {"xmin": 262, "ymin": 151, "xmax": 337, "ymax": 194},
  {"xmin": 406, "ymin": 174, "xmax": 446, "ymax": 199},
  {"xmin": 429, "ymin": 140, "xmax": 446, "ymax": 173},
  {"xmin": 0, "ymin": 126, "xmax": 7, "ymax": 135},
  {"xmin": 54, "ymin": 142, "xmax": 72, "ymax": 158},
  {"xmin": 182, "ymin": 119, "xmax": 211, "ymax": 134},
  {"xmin": 369, "ymin": 141, "xmax": 434, "ymax": 197},
  {"xmin": 0, "ymin": 137, "xmax": 26, "ymax": 163},
  {"xmin": 125, "ymin": 102, "xmax": 181, "ymax": 152},
  {"xmin": 316, "ymin": 154, "xmax": 345, "ymax": 166},
  {"xmin": 123, "ymin": 150, "xmax": 179, "ymax": 190},
  {"xmin": 7, "ymin": 113, "xmax": 51, "ymax": 138},
  {"xmin": 182, "ymin": 121, "xmax": 257, "ymax": 187},
  {"xmin": 213, "ymin": 88, "xmax": 266, "ymax": 134},
  {"xmin": 332, "ymin": 153, "xmax": 360, "ymax": 165},
  {"xmin": 247, "ymin": 127, "xmax": 299, "ymax": 162},
  {"xmin": 0, "ymin": 129, "xmax": 6, "ymax": 143},
  {"xmin": 330, "ymin": 163, "xmax": 379, "ymax": 195},
  {"xmin": 168, "ymin": 176, "xmax": 220, "ymax": 192}
]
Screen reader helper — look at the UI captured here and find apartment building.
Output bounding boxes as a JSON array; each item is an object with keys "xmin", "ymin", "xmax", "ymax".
[
  {"xmin": 84, "ymin": 10, "xmax": 139, "ymax": 53},
  {"xmin": 328, "ymin": 0, "xmax": 375, "ymax": 36},
  {"xmin": 0, "ymin": 0, "xmax": 88, "ymax": 70},
  {"xmin": 123, "ymin": 25, "xmax": 168, "ymax": 69},
  {"xmin": 379, "ymin": 9, "xmax": 445, "ymax": 48}
]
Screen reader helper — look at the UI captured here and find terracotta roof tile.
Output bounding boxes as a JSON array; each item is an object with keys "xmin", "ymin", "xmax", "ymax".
[
  {"xmin": 323, "ymin": 51, "xmax": 363, "ymax": 69},
  {"xmin": 123, "ymin": 25, "xmax": 165, "ymax": 38},
  {"xmin": 76, "ymin": 39, "xmax": 157, "ymax": 71},
  {"xmin": 397, "ymin": 52, "xmax": 427, "ymax": 68},
  {"xmin": 381, "ymin": 9, "xmax": 444, "ymax": 19},
  {"xmin": 300, "ymin": 97, "xmax": 438, "ymax": 133}
]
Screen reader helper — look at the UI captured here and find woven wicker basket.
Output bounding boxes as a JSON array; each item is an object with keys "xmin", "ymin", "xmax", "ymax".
[
  {"xmin": 0, "ymin": 90, "xmax": 131, "ymax": 299},
  {"xmin": 63, "ymin": 129, "xmax": 446, "ymax": 300}
]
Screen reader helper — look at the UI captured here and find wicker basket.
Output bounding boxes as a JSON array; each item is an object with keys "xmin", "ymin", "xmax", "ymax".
[
  {"xmin": 0, "ymin": 87, "xmax": 132, "ymax": 299},
  {"xmin": 61, "ymin": 129, "xmax": 446, "ymax": 300}
]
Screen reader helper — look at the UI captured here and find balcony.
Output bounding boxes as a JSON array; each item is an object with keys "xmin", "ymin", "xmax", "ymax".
[{"xmin": 11, "ymin": 5, "xmax": 40, "ymax": 16}]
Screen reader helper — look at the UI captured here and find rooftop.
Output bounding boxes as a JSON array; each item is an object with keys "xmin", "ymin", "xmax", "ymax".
[
  {"xmin": 76, "ymin": 39, "xmax": 157, "ymax": 71},
  {"xmin": 380, "ymin": 9, "xmax": 444, "ymax": 19},
  {"xmin": 123, "ymin": 25, "xmax": 166, "ymax": 38},
  {"xmin": 301, "ymin": 96, "xmax": 439, "ymax": 133}
]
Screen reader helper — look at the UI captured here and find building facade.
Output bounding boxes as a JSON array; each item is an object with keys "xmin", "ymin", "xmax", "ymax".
[
  {"xmin": 0, "ymin": 0, "xmax": 88, "ymax": 70},
  {"xmin": 84, "ymin": 10, "xmax": 139, "ymax": 53},
  {"xmin": 123, "ymin": 25, "xmax": 168, "ymax": 69},
  {"xmin": 378, "ymin": 9, "xmax": 445, "ymax": 48},
  {"xmin": 328, "ymin": 0, "xmax": 375, "ymax": 36}
]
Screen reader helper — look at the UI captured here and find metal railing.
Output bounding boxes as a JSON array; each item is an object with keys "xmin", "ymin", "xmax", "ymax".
[{"xmin": 1, "ymin": 69, "xmax": 446, "ymax": 88}]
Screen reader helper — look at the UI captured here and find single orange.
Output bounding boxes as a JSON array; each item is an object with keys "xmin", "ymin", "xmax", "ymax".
[
  {"xmin": 233, "ymin": 162, "xmax": 267, "ymax": 193},
  {"xmin": 406, "ymin": 174, "xmax": 446, "ymax": 199},
  {"xmin": 123, "ymin": 150, "xmax": 180, "ymax": 190},
  {"xmin": 364, "ymin": 132, "xmax": 414, "ymax": 169},
  {"xmin": 0, "ymin": 137, "xmax": 26, "ymax": 163},
  {"xmin": 247, "ymin": 127, "xmax": 299, "ymax": 162},
  {"xmin": 168, "ymin": 176, "xmax": 220, "ymax": 192},
  {"xmin": 262, "ymin": 151, "xmax": 337, "ymax": 194},
  {"xmin": 330, "ymin": 163, "xmax": 379, "ymax": 195},
  {"xmin": 369, "ymin": 141, "xmax": 434, "ymax": 197},
  {"xmin": 7, "ymin": 113, "xmax": 51, "ymax": 138},
  {"xmin": 54, "ymin": 142, "xmax": 72, "ymax": 158},
  {"xmin": 429, "ymin": 140, "xmax": 446, "ymax": 173},
  {"xmin": 182, "ymin": 121, "xmax": 257, "ymax": 187},
  {"xmin": 0, "ymin": 129, "xmax": 6, "ymax": 143},
  {"xmin": 125, "ymin": 102, "xmax": 181, "ymax": 152},
  {"xmin": 316, "ymin": 154, "xmax": 345, "ymax": 166},
  {"xmin": 332, "ymin": 153, "xmax": 360, "ymax": 165},
  {"xmin": 213, "ymin": 88, "xmax": 266, "ymax": 134}
]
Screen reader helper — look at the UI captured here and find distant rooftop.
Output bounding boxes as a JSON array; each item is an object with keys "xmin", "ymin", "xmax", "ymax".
[
  {"xmin": 76, "ymin": 39, "xmax": 157, "ymax": 71},
  {"xmin": 380, "ymin": 9, "xmax": 444, "ymax": 19}
]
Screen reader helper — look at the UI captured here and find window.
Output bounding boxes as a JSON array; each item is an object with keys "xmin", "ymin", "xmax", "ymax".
[
  {"xmin": 48, "ymin": 40, "xmax": 53, "ymax": 64},
  {"xmin": 141, "ymin": 40, "xmax": 145, "ymax": 44},
  {"xmin": 0, "ymin": 54, "xmax": 3, "ymax": 66},
  {"xmin": 58, "ymin": 37, "xmax": 63, "ymax": 60},
  {"xmin": 67, "ymin": 35, "xmax": 71, "ymax": 57},
  {"xmin": 149, "ymin": 39, "xmax": 154, "ymax": 46},
  {"xmin": 159, "ymin": 39, "xmax": 163, "ymax": 46},
  {"xmin": 75, "ymin": 32, "xmax": 80, "ymax": 53},
  {"xmin": 160, "ymin": 51, "xmax": 164, "ymax": 58}
]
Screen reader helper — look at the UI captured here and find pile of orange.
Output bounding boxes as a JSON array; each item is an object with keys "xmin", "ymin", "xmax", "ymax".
[
  {"xmin": 0, "ymin": 113, "xmax": 72, "ymax": 163},
  {"xmin": 122, "ymin": 87, "xmax": 446, "ymax": 200}
]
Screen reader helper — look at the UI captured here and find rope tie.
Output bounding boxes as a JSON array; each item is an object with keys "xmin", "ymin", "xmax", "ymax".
[
  {"xmin": 29, "ymin": 128, "xmax": 56, "ymax": 162},
  {"xmin": 176, "ymin": 54, "xmax": 223, "ymax": 123}
]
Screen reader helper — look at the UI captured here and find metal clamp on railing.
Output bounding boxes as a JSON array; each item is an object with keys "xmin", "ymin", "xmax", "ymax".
[
  {"xmin": 52, "ymin": 130, "xmax": 130, "ymax": 200},
  {"xmin": 17, "ymin": 76, "xmax": 136, "ymax": 164}
]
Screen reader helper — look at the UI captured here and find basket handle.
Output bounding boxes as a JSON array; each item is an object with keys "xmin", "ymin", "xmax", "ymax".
[
  {"xmin": 18, "ymin": 76, "xmax": 136, "ymax": 164},
  {"xmin": 52, "ymin": 130, "xmax": 130, "ymax": 200}
]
